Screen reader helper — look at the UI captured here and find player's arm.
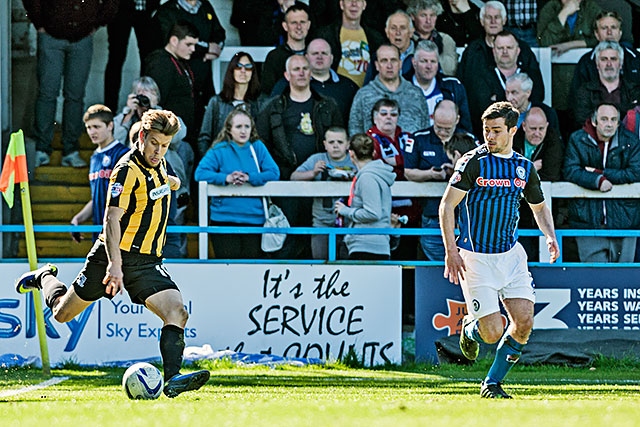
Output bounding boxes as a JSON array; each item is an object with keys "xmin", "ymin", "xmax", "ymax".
[
  {"xmin": 405, "ymin": 167, "xmax": 448, "ymax": 182},
  {"xmin": 529, "ymin": 201, "xmax": 560, "ymax": 263},
  {"xmin": 168, "ymin": 174, "xmax": 181, "ymax": 191},
  {"xmin": 71, "ymin": 200, "xmax": 93, "ymax": 225},
  {"xmin": 103, "ymin": 206, "xmax": 126, "ymax": 296},
  {"xmin": 439, "ymin": 185, "xmax": 467, "ymax": 285},
  {"xmin": 70, "ymin": 200, "xmax": 94, "ymax": 243}
]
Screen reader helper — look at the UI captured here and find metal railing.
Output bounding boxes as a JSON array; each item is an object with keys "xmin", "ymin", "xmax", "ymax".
[{"xmin": 198, "ymin": 180, "xmax": 640, "ymax": 264}]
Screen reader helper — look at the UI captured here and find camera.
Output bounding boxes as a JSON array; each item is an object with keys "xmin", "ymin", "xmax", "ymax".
[
  {"xmin": 135, "ymin": 94, "xmax": 151, "ymax": 108},
  {"xmin": 177, "ymin": 192, "xmax": 190, "ymax": 208}
]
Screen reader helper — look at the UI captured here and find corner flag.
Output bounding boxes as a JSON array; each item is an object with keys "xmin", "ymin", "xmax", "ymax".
[
  {"xmin": 0, "ymin": 130, "xmax": 29, "ymax": 208},
  {"xmin": 0, "ymin": 129, "xmax": 51, "ymax": 375}
]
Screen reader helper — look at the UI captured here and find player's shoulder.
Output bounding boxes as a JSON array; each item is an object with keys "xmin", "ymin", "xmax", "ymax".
[{"xmin": 457, "ymin": 144, "xmax": 488, "ymax": 172}]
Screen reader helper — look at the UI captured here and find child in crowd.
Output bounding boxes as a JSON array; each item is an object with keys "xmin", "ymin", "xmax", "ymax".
[
  {"xmin": 71, "ymin": 104, "xmax": 130, "ymax": 243},
  {"xmin": 291, "ymin": 127, "xmax": 357, "ymax": 259}
]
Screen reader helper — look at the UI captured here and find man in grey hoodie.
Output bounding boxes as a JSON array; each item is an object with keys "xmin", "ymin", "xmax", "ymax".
[
  {"xmin": 348, "ymin": 44, "xmax": 429, "ymax": 136},
  {"xmin": 335, "ymin": 133, "xmax": 396, "ymax": 259}
]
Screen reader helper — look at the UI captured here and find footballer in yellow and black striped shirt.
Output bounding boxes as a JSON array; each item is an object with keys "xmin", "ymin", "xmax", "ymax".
[{"xmin": 16, "ymin": 109, "xmax": 211, "ymax": 397}]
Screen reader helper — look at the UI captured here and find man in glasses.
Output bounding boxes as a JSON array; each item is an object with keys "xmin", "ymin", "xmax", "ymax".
[
  {"xmin": 349, "ymin": 44, "xmax": 428, "ymax": 136},
  {"xmin": 262, "ymin": 3, "xmax": 311, "ymax": 96},
  {"xmin": 405, "ymin": 100, "xmax": 474, "ymax": 260}
]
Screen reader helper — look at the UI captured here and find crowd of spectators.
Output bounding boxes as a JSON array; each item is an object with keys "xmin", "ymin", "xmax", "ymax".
[{"xmin": 22, "ymin": 0, "xmax": 640, "ymax": 262}]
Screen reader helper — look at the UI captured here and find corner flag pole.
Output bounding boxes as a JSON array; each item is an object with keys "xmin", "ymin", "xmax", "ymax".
[
  {"xmin": 21, "ymin": 180, "xmax": 51, "ymax": 376},
  {"xmin": 0, "ymin": 130, "xmax": 50, "ymax": 375}
]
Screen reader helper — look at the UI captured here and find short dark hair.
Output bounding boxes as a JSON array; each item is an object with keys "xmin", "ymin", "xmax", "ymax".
[
  {"xmin": 324, "ymin": 126, "xmax": 348, "ymax": 139},
  {"xmin": 168, "ymin": 20, "xmax": 199, "ymax": 44},
  {"xmin": 481, "ymin": 101, "xmax": 519, "ymax": 129},
  {"xmin": 349, "ymin": 133, "xmax": 375, "ymax": 161},
  {"xmin": 83, "ymin": 104, "xmax": 113, "ymax": 125},
  {"xmin": 494, "ymin": 29, "xmax": 518, "ymax": 44},
  {"xmin": 371, "ymin": 98, "xmax": 400, "ymax": 125},
  {"xmin": 444, "ymin": 133, "xmax": 477, "ymax": 157},
  {"xmin": 284, "ymin": 2, "xmax": 311, "ymax": 21}
]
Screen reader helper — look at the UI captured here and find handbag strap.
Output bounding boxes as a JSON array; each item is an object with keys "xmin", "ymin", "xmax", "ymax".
[{"xmin": 249, "ymin": 144, "xmax": 270, "ymax": 219}]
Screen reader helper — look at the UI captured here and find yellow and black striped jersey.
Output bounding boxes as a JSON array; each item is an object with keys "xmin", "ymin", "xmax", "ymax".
[{"xmin": 102, "ymin": 150, "xmax": 171, "ymax": 257}]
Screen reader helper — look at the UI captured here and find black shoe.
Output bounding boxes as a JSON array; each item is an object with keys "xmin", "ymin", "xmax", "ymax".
[
  {"xmin": 15, "ymin": 263, "xmax": 58, "ymax": 294},
  {"xmin": 481, "ymin": 381, "xmax": 512, "ymax": 399},
  {"xmin": 163, "ymin": 370, "xmax": 210, "ymax": 398},
  {"xmin": 459, "ymin": 314, "xmax": 479, "ymax": 360}
]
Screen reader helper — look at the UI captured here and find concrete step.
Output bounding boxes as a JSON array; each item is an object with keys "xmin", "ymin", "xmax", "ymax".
[
  {"xmin": 18, "ymin": 236, "xmax": 93, "ymax": 258},
  {"xmin": 31, "ymin": 203, "xmax": 85, "ymax": 223},
  {"xmin": 31, "ymin": 185, "xmax": 90, "ymax": 203},
  {"xmin": 34, "ymin": 166, "xmax": 89, "ymax": 185}
]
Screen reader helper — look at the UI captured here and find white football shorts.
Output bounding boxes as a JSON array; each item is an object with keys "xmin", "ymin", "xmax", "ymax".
[{"xmin": 458, "ymin": 242, "xmax": 535, "ymax": 320}]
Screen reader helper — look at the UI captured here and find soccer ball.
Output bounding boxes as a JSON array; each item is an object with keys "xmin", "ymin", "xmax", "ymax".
[{"xmin": 122, "ymin": 362, "xmax": 164, "ymax": 400}]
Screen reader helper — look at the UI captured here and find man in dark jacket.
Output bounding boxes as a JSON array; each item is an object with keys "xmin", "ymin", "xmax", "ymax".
[
  {"xmin": 258, "ymin": 55, "xmax": 343, "ymax": 180},
  {"xmin": 24, "ymin": 0, "xmax": 119, "ymax": 168},
  {"xmin": 464, "ymin": 30, "xmax": 544, "ymax": 137},
  {"xmin": 257, "ymin": 55, "xmax": 343, "ymax": 259},
  {"xmin": 152, "ymin": 0, "xmax": 226, "ymax": 136},
  {"xmin": 314, "ymin": 0, "xmax": 385, "ymax": 87},
  {"xmin": 571, "ymin": 11, "xmax": 640, "ymax": 106},
  {"xmin": 514, "ymin": 108, "xmax": 564, "ymax": 182},
  {"xmin": 407, "ymin": 40, "xmax": 472, "ymax": 132},
  {"xmin": 564, "ymin": 103, "xmax": 640, "ymax": 262},
  {"xmin": 404, "ymin": 100, "xmax": 470, "ymax": 260},
  {"xmin": 573, "ymin": 41, "xmax": 640, "ymax": 130},
  {"xmin": 514, "ymin": 107, "xmax": 564, "ymax": 260},
  {"xmin": 262, "ymin": 3, "xmax": 311, "ymax": 96},
  {"xmin": 457, "ymin": 2, "xmax": 541, "ymax": 88},
  {"xmin": 146, "ymin": 21, "xmax": 199, "ymax": 146}
]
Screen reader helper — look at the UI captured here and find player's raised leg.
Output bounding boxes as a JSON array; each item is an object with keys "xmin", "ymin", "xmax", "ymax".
[
  {"xmin": 144, "ymin": 288, "xmax": 210, "ymax": 398},
  {"xmin": 16, "ymin": 263, "xmax": 93, "ymax": 323}
]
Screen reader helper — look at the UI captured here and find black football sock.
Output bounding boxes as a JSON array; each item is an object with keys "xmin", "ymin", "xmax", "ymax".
[
  {"xmin": 160, "ymin": 324, "xmax": 185, "ymax": 381},
  {"xmin": 40, "ymin": 275, "xmax": 68, "ymax": 310}
]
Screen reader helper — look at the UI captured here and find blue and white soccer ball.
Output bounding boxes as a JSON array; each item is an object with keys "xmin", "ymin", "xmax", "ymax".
[{"xmin": 122, "ymin": 362, "xmax": 164, "ymax": 400}]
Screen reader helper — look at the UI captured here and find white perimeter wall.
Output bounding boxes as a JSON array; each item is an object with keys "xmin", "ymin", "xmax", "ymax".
[{"xmin": 0, "ymin": 263, "xmax": 402, "ymax": 366}]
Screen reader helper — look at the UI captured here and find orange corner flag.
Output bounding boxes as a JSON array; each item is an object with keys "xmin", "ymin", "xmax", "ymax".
[{"xmin": 0, "ymin": 130, "xmax": 29, "ymax": 208}]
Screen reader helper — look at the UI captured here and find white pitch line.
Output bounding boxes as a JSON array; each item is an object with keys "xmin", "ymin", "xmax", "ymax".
[{"xmin": 0, "ymin": 376, "xmax": 69, "ymax": 398}]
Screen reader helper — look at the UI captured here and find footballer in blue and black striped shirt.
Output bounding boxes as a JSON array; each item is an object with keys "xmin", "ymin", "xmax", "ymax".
[{"xmin": 438, "ymin": 101, "xmax": 559, "ymax": 399}]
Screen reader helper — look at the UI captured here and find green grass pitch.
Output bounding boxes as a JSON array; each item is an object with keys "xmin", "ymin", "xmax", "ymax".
[{"xmin": 2, "ymin": 357, "xmax": 640, "ymax": 427}]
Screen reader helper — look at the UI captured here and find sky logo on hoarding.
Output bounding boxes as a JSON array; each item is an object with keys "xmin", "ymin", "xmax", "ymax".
[{"xmin": 0, "ymin": 293, "xmax": 94, "ymax": 352}]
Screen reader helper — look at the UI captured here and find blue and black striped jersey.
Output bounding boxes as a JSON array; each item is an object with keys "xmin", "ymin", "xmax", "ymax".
[
  {"xmin": 449, "ymin": 144, "xmax": 544, "ymax": 254},
  {"xmin": 89, "ymin": 141, "xmax": 131, "ymax": 227}
]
